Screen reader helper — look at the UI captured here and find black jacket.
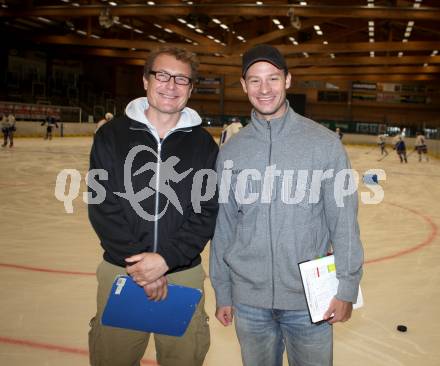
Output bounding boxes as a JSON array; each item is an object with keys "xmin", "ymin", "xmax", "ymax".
[{"xmin": 88, "ymin": 115, "xmax": 219, "ymax": 273}]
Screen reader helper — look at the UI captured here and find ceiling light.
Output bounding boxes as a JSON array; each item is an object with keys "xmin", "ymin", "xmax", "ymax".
[
  {"xmin": 177, "ymin": 18, "xmax": 187, "ymax": 24},
  {"xmin": 154, "ymin": 23, "xmax": 162, "ymax": 29},
  {"xmin": 330, "ymin": 53, "xmax": 335, "ymax": 58},
  {"xmin": 220, "ymin": 24, "xmax": 229, "ymax": 30},
  {"xmin": 187, "ymin": 23, "xmax": 196, "ymax": 29},
  {"xmin": 72, "ymin": 2, "xmax": 80, "ymax": 6},
  {"xmin": 323, "ymin": 41, "xmax": 328, "ymax": 45},
  {"xmin": 369, "ymin": 38, "xmax": 374, "ymax": 42},
  {"xmin": 293, "ymin": 41, "xmax": 298, "ymax": 45},
  {"xmin": 149, "ymin": 35, "xmax": 158, "ymax": 40},
  {"xmin": 256, "ymin": 1, "xmax": 263, "ymax": 5},
  {"xmin": 214, "ymin": 39, "xmax": 221, "ymax": 43},
  {"xmin": 398, "ymin": 52, "xmax": 403, "ymax": 57},
  {"xmin": 147, "ymin": 1, "xmax": 155, "ymax": 5},
  {"xmin": 90, "ymin": 34, "xmax": 100, "ymax": 39},
  {"xmin": 207, "ymin": 35, "xmax": 214, "ymax": 40},
  {"xmin": 158, "ymin": 39, "xmax": 166, "ymax": 44},
  {"xmin": 431, "ymin": 50, "xmax": 438, "ymax": 56},
  {"xmin": 237, "ymin": 36, "xmax": 244, "ymax": 41},
  {"xmin": 370, "ymin": 51, "xmax": 375, "ymax": 57},
  {"xmin": 404, "ymin": 32, "xmax": 411, "ymax": 37},
  {"xmin": 37, "ymin": 17, "xmax": 52, "ymax": 23},
  {"xmin": 303, "ymin": 52, "xmax": 309, "ymax": 57},
  {"xmin": 369, "ymin": 31, "xmax": 374, "ymax": 37},
  {"xmin": 212, "ymin": 18, "xmax": 221, "ymax": 24},
  {"xmin": 76, "ymin": 30, "xmax": 87, "ymax": 35},
  {"xmin": 122, "ymin": 24, "xmax": 132, "ymax": 29},
  {"xmin": 402, "ymin": 38, "xmax": 408, "ymax": 43},
  {"xmin": 195, "ymin": 28, "xmax": 203, "ymax": 33},
  {"xmin": 278, "ymin": 25, "xmax": 284, "ymax": 30},
  {"xmin": 316, "ymin": 30, "xmax": 323, "ymax": 36},
  {"xmin": 273, "ymin": 19, "xmax": 281, "ymax": 25},
  {"xmin": 134, "ymin": 28, "xmax": 143, "ymax": 34},
  {"xmin": 193, "ymin": 42, "xmax": 198, "ymax": 45},
  {"xmin": 313, "ymin": 25, "xmax": 320, "ymax": 31},
  {"xmin": 300, "ymin": 1, "xmax": 307, "ymax": 5},
  {"xmin": 368, "ymin": 21, "xmax": 374, "ymax": 26},
  {"xmin": 109, "ymin": 1, "xmax": 117, "ymax": 6},
  {"xmin": 369, "ymin": 26, "xmax": 374, "ymax": 32},
  {"xmin": 413, "ymin": 3, "xmax": 420, "ymax": 7},
  {"xmin": 407, "ymin": 21, "xmax": 415, "ymax": 27},
  {"xmin": 288, "ymin": 37, "xmax": 296, "ymax": 42},
  {"xmin": 423, "ymin": 63, "xmax": 428, "ymax": 67},
  {"xmin": 185, "ymin": 38, "xmax": 192, "ymax": 43}
]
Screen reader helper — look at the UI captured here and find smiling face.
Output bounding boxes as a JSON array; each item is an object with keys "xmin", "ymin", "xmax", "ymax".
[
  {"xmin": 143, "ymin": 53, "xmax": 193, "ymax": 121},
  {"xmin": 241, "ymin": 61, "xmax": 291, "ymax": 121}
]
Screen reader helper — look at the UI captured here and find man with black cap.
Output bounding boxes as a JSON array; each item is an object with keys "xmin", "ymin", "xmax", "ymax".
[{"xmin": 210, "ymin": 44, "xmax": 364, "ymax": 366}]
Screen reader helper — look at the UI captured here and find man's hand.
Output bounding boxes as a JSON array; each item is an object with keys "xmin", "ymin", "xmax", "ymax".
[
  {"xmin": 125, "ymin": 252, "xmax": 169, "ymax": 286},
  {"xmin": 323, "ymin": 297, "xmax": 353, "ymax": 324},
  {"xmin": 215, "ymin": 306, "xmax": 234, "ymax": 326},
  {"xmin": 143, "ymin": 276, "xmax": 168, "ymax": 301}
]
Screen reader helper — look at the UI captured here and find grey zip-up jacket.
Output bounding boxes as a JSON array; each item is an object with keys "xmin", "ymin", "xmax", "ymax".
[{"xmin": 210, "ymin": 103, "xmax": 363, "ymax": 310}]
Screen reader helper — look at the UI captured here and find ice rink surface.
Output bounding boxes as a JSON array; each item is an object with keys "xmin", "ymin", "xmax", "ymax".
[{"xmin": 0, "ymin": 137, "xmax": 439, "ymax": 365}]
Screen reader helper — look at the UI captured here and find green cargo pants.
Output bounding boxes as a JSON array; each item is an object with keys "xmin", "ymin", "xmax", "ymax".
[{"xmin": 88, "ymin": 260, "xmax": 210, "ymax": 366}]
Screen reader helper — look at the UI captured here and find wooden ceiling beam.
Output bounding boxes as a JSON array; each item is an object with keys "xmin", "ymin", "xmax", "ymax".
[
  {"xmin": 273, "ymin": 41, "xmax": 440, "ymax": 55},
  {"xmin": 291, "ymin": 65, "xmax": 440, "ymax": 75},
  {"xmin": 2, "ymin": 5, "xmax": 440, "ymax": 20},
  {"xmin": 293, "ymin": 74, "xmax": 440, "ymax": 82},
  {"xmin": 286, "ymin": 55, "xmax": 440, "ymax": 67},
  {"xmin": 31, "ymin": 35, "xmax": 225, "ymax": 53},
  {"xmin": 76, "ymin": 48, "xmax": 440, "ymax": 68},
  {"xmin": 29, "ymin": 33, "xmax": 440, "ymax": 56}
]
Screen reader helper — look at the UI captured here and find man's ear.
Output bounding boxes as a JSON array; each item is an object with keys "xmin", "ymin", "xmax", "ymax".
[
  {"xmin": 285, "ymin": 72, "xmax": 292, "ymax": 90},
  {"xmin": 143, "ymin": 76, "xmax": 149, "ymax": 91},
  {"xmin": 240, "ymin": 77, "xmax": 248, "ymax": 94}
]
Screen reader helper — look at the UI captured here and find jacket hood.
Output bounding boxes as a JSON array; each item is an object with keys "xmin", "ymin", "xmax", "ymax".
[{"xmin": 125, "ymin": 97, "xmax": 202, "ymax": 142}]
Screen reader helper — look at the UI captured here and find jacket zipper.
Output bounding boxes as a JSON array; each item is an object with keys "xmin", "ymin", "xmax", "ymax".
[
  {"xmin": 267, "ymin": 120, "xmax": 275, "ymax": 308},
  {"xmin": 130, "ymin": 125, "xmax": 192, "ymax": 253},
  {"xmin": 153, "ymin": 141, "xmax": 161, "ymax": 253}
]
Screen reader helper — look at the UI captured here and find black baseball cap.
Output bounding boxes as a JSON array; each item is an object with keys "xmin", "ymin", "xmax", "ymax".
[{"xmin": 242, "ymin": 44, "xmax": 288, "ymax": 77}]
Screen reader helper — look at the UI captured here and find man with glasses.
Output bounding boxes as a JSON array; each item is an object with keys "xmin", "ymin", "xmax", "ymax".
[{"xmin": 88, "ymin": 47, "xmax": 219, "ymax": 366}]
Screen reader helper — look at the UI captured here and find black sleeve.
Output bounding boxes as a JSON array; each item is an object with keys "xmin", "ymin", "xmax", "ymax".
[
  {"xmin": 88, "ymin": 130, "xmax": 140, "ymax": 264},
  {"xmin": 156, "ymin": 136, "xmax": 219, "ymax": 270}
]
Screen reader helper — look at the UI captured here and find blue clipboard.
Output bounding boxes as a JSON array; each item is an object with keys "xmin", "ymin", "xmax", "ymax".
[{"xmin": 101, "ymin": 275, "xmax": 202, "ymax": 336}]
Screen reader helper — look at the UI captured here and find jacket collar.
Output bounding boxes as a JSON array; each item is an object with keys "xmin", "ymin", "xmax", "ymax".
[{"xmin": 250, "ymin": 100, "xmax": 302, "ymax": 139}]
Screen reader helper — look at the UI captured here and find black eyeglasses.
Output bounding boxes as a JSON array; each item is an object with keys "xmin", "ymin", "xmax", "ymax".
[{"xmin": 149, "ymin": 71, "xmax": 192, "ymax": 86}]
